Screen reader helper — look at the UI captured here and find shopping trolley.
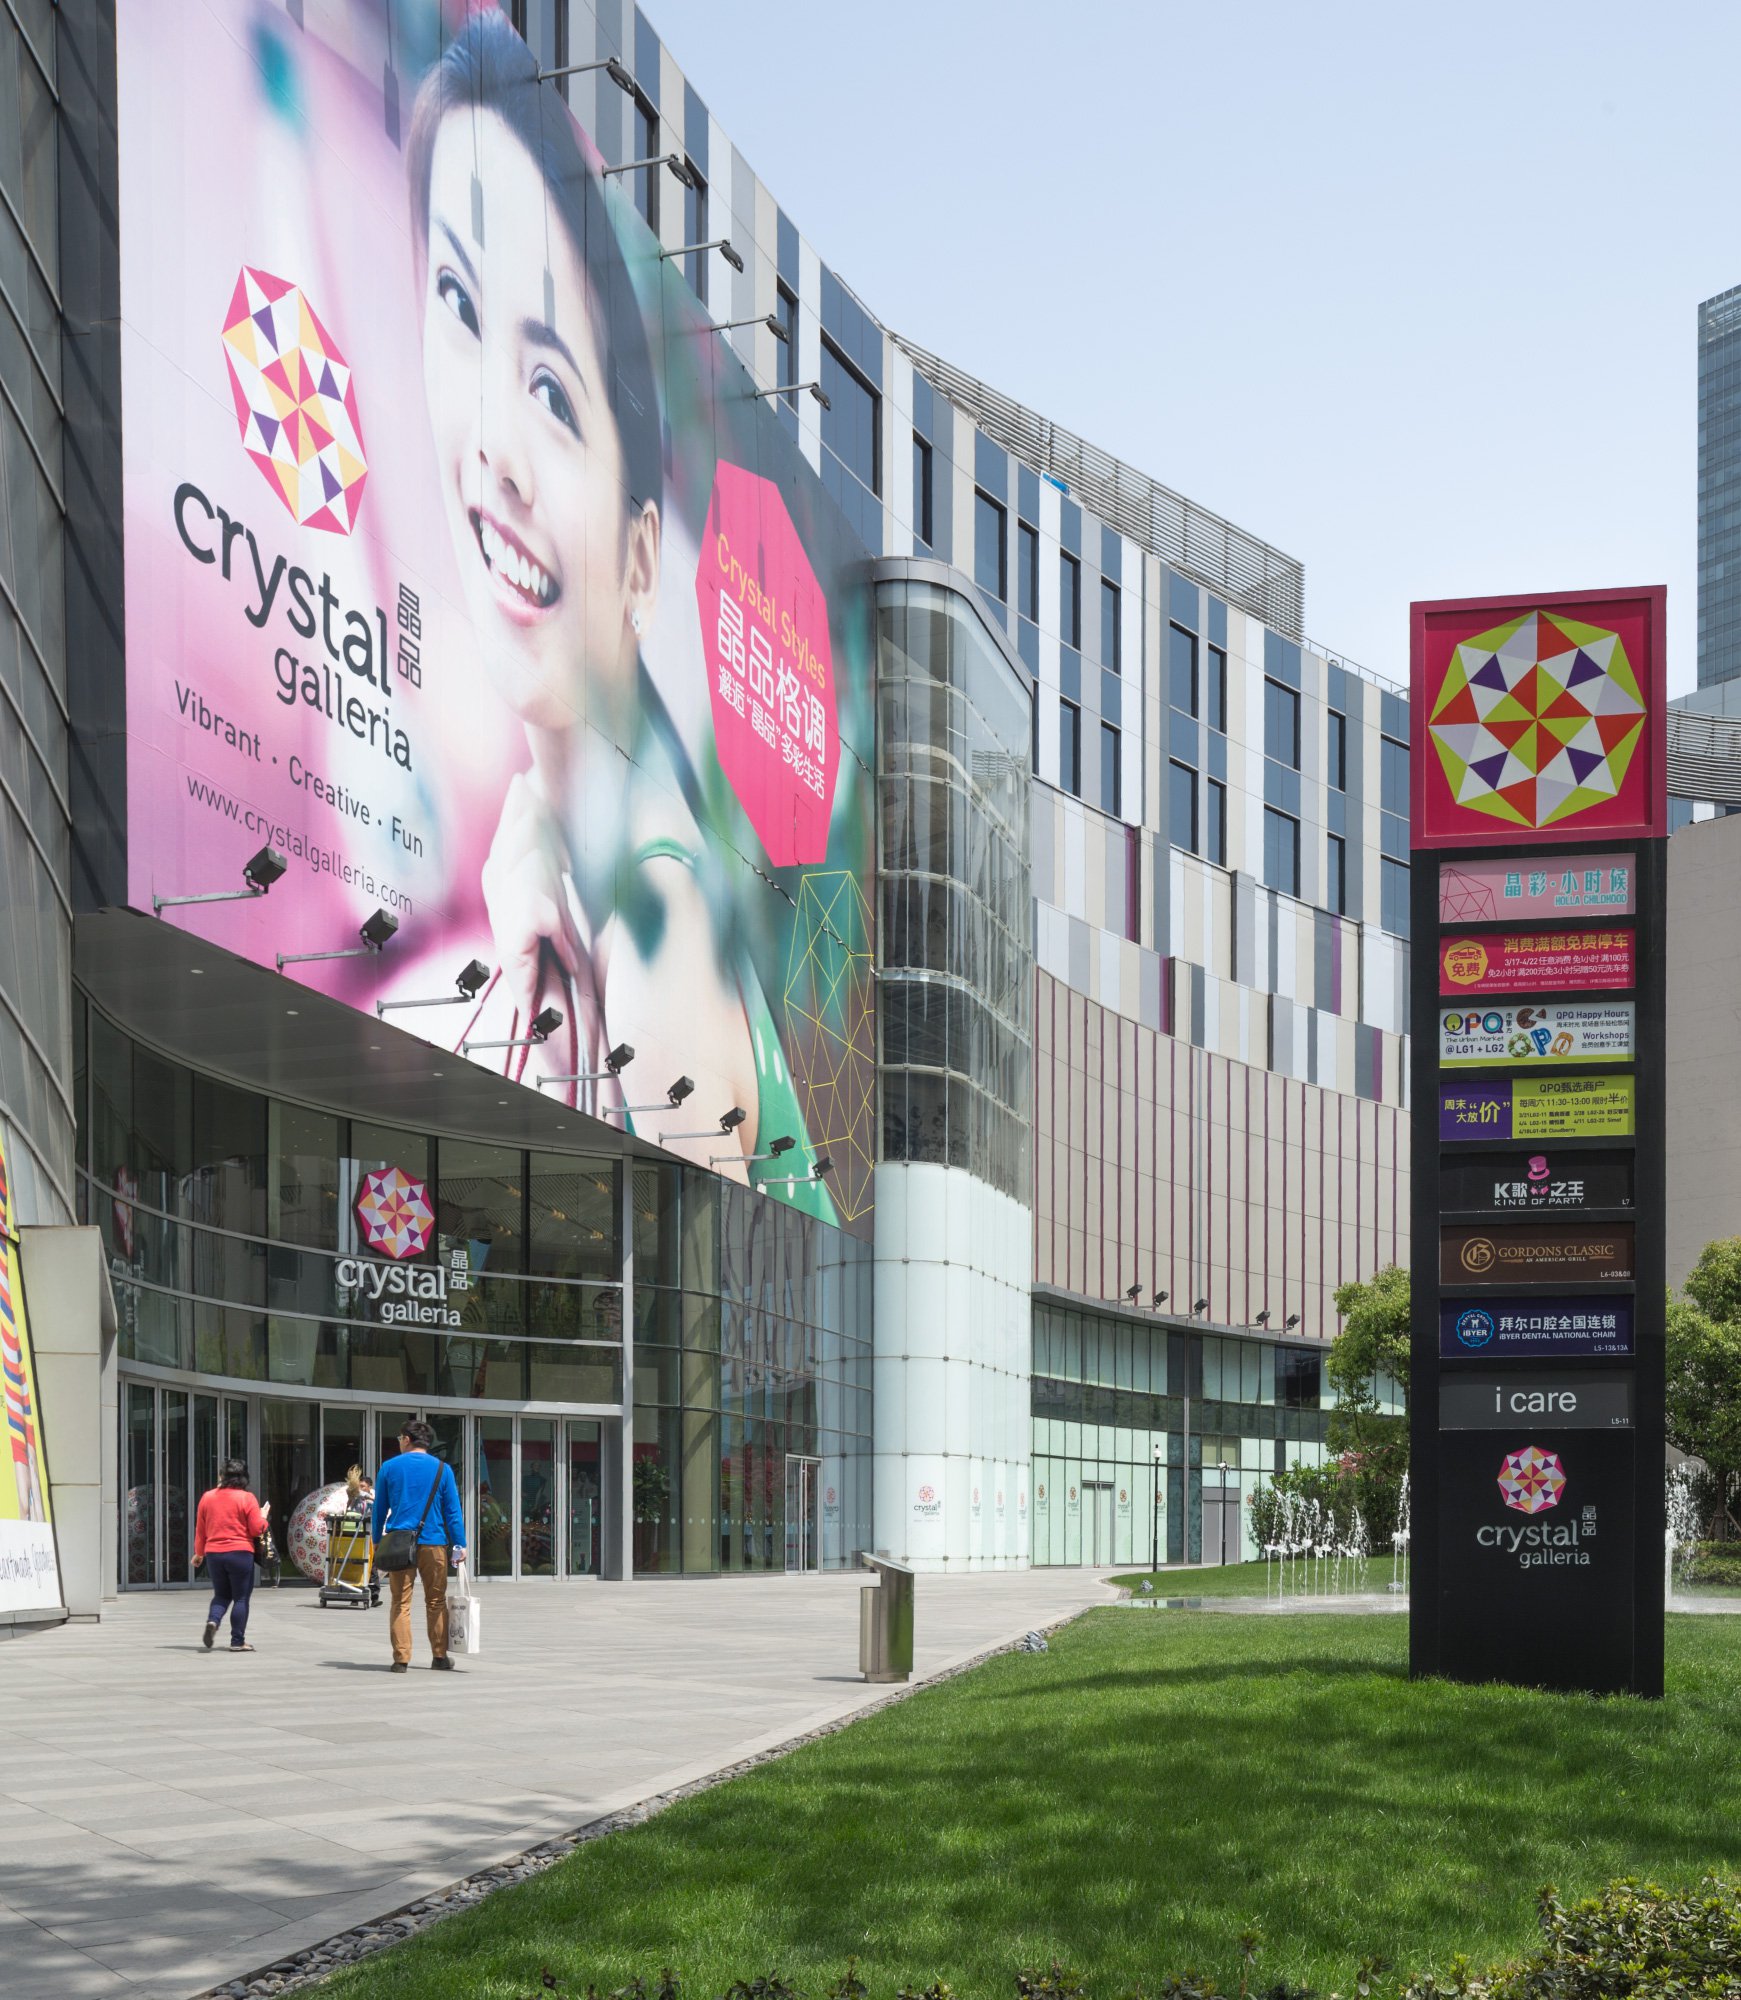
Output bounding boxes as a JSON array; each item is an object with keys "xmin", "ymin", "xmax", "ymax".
[{"xmin": 318, "ymin": 1509, "xmax": 381, "ymax": 1608}]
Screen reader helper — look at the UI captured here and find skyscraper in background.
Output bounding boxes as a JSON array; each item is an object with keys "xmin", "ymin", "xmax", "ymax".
[{"xmin": 1697, "ymin": 284, "xmax": 1741, "ymax": 687}]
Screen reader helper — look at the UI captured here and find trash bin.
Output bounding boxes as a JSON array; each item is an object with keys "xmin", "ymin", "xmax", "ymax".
[{"xmin": 859, "ymin": 1552, "xmax": 914, "ymax": 1682}]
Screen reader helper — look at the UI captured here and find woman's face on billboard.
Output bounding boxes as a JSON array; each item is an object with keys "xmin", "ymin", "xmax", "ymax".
[{"xmin": 421, "ymin": 110, "xmax": 652, "ymax": 730}]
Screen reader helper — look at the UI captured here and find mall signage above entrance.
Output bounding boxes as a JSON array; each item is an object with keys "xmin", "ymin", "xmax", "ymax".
[{"xmin": 1410, "ymin": 587, "xmax": 1666, "ymax": 1698}]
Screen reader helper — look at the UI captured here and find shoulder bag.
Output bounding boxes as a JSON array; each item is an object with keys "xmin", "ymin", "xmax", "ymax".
[{"xmin": 375, "ymin": 1459, "xmax": 443, "ymax": 1572}]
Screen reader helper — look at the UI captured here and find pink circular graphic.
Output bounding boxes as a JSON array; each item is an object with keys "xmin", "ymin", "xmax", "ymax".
[
  {"xmin": 1498, "ymin": 1444, "xmax": 1566, "ymax": 1515},
  {"xmin": 355, "ymin": 1166, "xmax": 434, "ymax": 1260},
  {"xmin": 696, "ymin": 462, "xmax": 838, "ymax": 866},
  {"xmin": 916, "ymin": 1484, "xmax": 936, "ymax": 1504}
]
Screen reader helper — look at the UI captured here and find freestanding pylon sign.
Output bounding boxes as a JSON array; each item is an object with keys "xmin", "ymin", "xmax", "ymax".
[{"xmin": 1409, "ymin": 588, "xmax": 1667, "ymax": 1697}]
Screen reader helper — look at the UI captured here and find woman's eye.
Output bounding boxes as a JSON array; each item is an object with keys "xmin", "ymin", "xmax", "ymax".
[
  {"xmin": 531, "ymin": 370, "xmax": 579, "ymax": 436},
  {"xmin": 436, "ymin": 271, "xmax": 478, "ymax": 337}
]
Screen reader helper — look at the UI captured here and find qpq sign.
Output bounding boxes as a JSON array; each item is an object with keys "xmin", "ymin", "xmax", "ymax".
[{"xmin": 1409, "ymin": 585, "xmax": 1666, "ymax": 1701}]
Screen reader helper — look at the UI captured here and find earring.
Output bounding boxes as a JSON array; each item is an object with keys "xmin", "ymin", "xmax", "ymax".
[{"xmin": 631, "ymin": 609, "xmax": 644, "ymax": 635}]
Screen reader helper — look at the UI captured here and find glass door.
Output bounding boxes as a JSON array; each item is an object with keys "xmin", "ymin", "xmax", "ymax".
[
  {"xmin": 1084, "ymin": 1480, "xmax": 1115, "ymax": 1567},
  {"xmin": 566, "ymin": 1421, "xmax": 601, "ymax": 1575},
  {"xmin": 784, "ymin": 1456, "xmax": 820, "ymax": 1573},
  {"xmin": 122, "ymin": 1382, "xmax": 198, "ymax": 1587}
]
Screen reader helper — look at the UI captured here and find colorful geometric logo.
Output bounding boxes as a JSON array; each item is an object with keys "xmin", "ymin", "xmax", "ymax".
[
  {"xmin": 1498, "ymin": 1444, "xmax": 1566, "ymax": 1515},
  {"xmin": 354, "ymin": 1167, "xmax": 434, "ymax": 1261},
  {"xmin": 1429, "ymin": 610, "xmax": 1645, "ymax": 830},
  {"xmin": 221, "ymin": 267, "xmax": 368, "ymax": 535}
]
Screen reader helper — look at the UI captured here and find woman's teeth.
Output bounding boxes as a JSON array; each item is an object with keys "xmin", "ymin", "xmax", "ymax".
[{"xmin": 478, "ymin": 517, "xmax": 556, "ymax": 605}]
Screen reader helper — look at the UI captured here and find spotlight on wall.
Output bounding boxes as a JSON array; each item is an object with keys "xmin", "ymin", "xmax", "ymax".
[
  {"xmin": 536, "ymin": 1042, "xmax": 636, "ymax": 1091},
  {"xmin": 376, "ymin": 957, "xmax": 494, "ymax": 1019},
  {"xmin": 1284, "ymin": 1313, "xmax": 1301, "ymax": 1330},
  {"xmin": 599, "ymin": 1073, "xmax": 694, "ymax": 1119},
  {"xmin": 768, "ymin": 1134, "xmax": 796, "ymax": 1157},
  {"xmin": 537, "ymin": 54, "xmax": 635, "ymax": 92},
  {"xmin": 1254, "ymin": 1308, "xmax": 1271, "ymax": 1326},
  {"xmin": 1151, "ymin": 1290, "xmax": 1169, "ymax": 1307},
  {"xmin": 277, "ymin": 907, "xmax": 400, "ymax": 970},
  {"xmin": 1124, "ymin": 1283, "xmax": 1141, "ymax": 1304},
  {"xmin": 244, "ymin": 846, "xmax": 288, "ymax": 892},
  {"xmin": 751, "ymin": 379, "xmax": 831, "ymax": 410},
  {"xmin": 461, "ymin": 1006, "xmax": 565, "ymax": 1057},
  {"xmin": 714, "ymin": 1132, "xmax": 796, "ymax": 1168},
  {"xmin": 155, "ymin": 844, "xmax": 289, "ymax": 913},
  {"xmin": 1193, "ymin": 1298, "xmax": 1210, "ymax": 1316},
  {"xmin": 811, "ymin": 1156, "xmax": 833, "ymax": 1180},
  {"xmin": 667, "ymin": 1075, "xmax": 695, "ymax": 1107},
  {"xmin": 663, "ymin": 1103, "xmax": 748, "ymax": 1145},
  {"xmin": 659, "ymin": 237, "xmax": 744, "ymax": 273}
]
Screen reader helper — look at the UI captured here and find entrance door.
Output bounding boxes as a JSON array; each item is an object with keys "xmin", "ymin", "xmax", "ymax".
[
  {"xmin": 474, "ymin": 1413, "xmax": 608, "ymax": 1578},
  {"xmin": 784, "ymin": 1456, "xmax": 820, "ymax": 1573},
  {"xmin": 1201, "ymin": 1469, "xmax": 1242, "ymax": 1565},
  {"xmin": 1084, "ymin": 1480, "xmax": 1116, "ymax": 1566}
]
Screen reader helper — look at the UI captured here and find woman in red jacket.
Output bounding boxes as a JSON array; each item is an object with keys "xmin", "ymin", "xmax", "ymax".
[{"xmin": 193, "ymin": 1459, "xmax": 268, "ymax": 1653}]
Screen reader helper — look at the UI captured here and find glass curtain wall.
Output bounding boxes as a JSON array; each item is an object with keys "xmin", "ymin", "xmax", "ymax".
[
  {"xmin": 79, "ymin": 1002, "xmax": 872, "ymax": 1572},
  {"xmin": 877, "ymin": 578, "xmax": 1033, "ymax": 1198},
  {"xmin": 1030, "ymin": 1301, "xmax": 1331, "ymax": 1567}
]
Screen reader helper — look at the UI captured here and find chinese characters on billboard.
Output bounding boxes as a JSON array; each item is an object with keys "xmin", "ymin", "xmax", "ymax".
[{"xmin": 116, "ymin": 5, "xmax": 876, "ymax": 1231}]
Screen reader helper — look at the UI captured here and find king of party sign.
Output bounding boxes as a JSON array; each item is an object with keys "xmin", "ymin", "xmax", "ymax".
[{"xmin": 698, "ymin": 464, "xmax": 840, "ymax": 868}]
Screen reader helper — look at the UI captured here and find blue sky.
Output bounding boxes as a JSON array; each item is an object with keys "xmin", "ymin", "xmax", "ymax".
[{"xmin": 647, "ymin": 0, "xmax": 1740, "ymax": 692}]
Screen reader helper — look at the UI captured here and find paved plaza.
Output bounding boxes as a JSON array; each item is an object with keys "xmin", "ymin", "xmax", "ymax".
[{"xmin": 0, "ymin": 1568, "xmax": 1113, "ymax": 2000}]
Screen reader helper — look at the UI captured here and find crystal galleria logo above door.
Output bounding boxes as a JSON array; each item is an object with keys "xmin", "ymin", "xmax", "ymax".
[
  {"xmin": 221, "ymin": 267, "xmax": 368, "ymax": 536},
  {"xmin": 354, "ymin": 1167, "xmax": 434, "ymax": 1260}
]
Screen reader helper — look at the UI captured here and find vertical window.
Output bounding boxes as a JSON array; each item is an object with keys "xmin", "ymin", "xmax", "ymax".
[
  {"xmin": 1169, "ymin": 623, "xmax": 1198, "ymax": 715},
  {"xmin": 1017, "ymin": 521, "xmax": 1039, "ymax": 621},
  {"xmin": 974, "ymin": 490, "xmax": 1007, "ymax": 602},
  {"xmin": 1101, "ymin": 578, "xmax": 1121, "ymax": 671},
  {"xmin": 775, "ymin": 280, "xmax": 798, "ymax": 387},
  {"xmin": 1381, "ymin": 856, "xmax": 1411, "ymax": 938},
  {"xmin": 1207, "ymin": 645, "xmax": 1228, "ymax": 732},
  {"xmin": 1101, "ymin": 722, "xmax": 1122, "ymax": 818},
  {"xmin": 1263, "ymin": 807, "xmax": 1300, "ymax": 896},
  {"xmin": 1059, "ymin": 700, "xmax": 1081, "ymax": 796},
  {"xmin": 912, "ymin": 435, "xmax": 934, "ymax": 547},
  {"xmin": 1381, "ymin": 736, "xmax": 1409, "ymax": 816},
  {"xmin": 1265, "ymin": 679, "xmax": 1301, "ymax": 769},
  {"xmin": 1205, "ymin": 777, "xmax": 1228, "ymax": 866},
  {"xmin": 1031, "ymin": 684, "xmax": 1041, "ymax": 772},
  {"xmin": 632, "ymin": 94, "xmax": 660, "ymax": 234},
  {"xmin": 1327, "ymin": 832, "xmax": 1347, "ymax": 914},
  {"xmin": 1169, "ymin": 761, "xmax": 1197, "ymax": 853},
  {"xmin": 820, "ymin": 337, "xmax": 880, "ymax": 495},
  {"xmin": 1060, "ymin": 552, "xmax": 1081, "ymax": 647},
  {"xmin": 683, "ymin": 167, "xmax": 708, "ymax": 304},
  {"xmin": 1328, "ymin": 711, "xmax": 1347, "ymax": 791}
]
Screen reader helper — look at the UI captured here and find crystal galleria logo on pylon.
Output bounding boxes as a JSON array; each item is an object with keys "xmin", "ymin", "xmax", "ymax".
[
  {"xmin": 221, "ymin": 267, "xmax": 368, "ymax": 535},
  {"xmin": 1498, "ymin": 1444, "xmax": 1566, "ymax": 1516},
  {"xmin": 354, "ymin": 1167, "xmax": 434, "ymax": 1261},
  {"xmin": 1428, "ymin": 609, "xmax": 1645, "ymax": 830}
]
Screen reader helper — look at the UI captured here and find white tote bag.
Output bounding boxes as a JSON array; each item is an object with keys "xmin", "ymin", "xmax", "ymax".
[{"xmin": 447, "ymin": 1566, "xmax": 483, "ymax": 1656}]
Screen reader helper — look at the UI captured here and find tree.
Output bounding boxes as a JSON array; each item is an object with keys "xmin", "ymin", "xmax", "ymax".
[
  {"xmin": 1327, "ymin": 1264, "xmax": 1411, "ymax": 1456},
  {"xmin": 1666, "ymin": 1269, "xmax": 1741, "ymax": 1538}
]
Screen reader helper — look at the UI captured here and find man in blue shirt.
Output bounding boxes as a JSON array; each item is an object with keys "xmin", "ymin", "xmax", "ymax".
[{"xmin": 372, "ymin": 1421, "xmax": 467, "ymax": 1672}]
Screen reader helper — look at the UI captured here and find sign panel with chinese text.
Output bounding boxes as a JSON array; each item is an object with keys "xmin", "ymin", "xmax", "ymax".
[
  {"xmin": 1439, "ymin": 1296, "xmax": 1634, "ymax": 1361},
  {"xmin": 1438, "ymin": 1075, "xmax": 1635, "ymax": 1143},
  {"xmin": 1439, "ymin": 929, "xmax": 1634, "ymax": 997},
  {"xmin": 1438, "ymin": 855, "xmax": 1636, "ymax": 923},
  {"xmin": 1438, "ymin": 1148, "xmax": 1634, "ymax": 1213}
]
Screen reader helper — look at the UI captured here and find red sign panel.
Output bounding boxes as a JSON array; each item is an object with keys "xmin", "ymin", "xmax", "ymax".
[
  {"xmin": 1410, "ymin": 589, "xmax": 1666, "ymax": 850},
  {"xmin": 1439, "ymin": 928, "xmax": 1633, "ymax": 997}
]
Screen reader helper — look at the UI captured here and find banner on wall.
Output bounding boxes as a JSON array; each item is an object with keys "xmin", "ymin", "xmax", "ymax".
[
  {"xmin": 0, "ymin": 1130, "xmax": 61, "ymax": 1617},
  {"xmin": 1438, "ymin": 1002, "xmax": 1634, "ymax": 1069},
  {"xmin": 1438, "ymin": 1074, "xmax": 1636, "ymax": 1142},
  {"xmin": 115, "ymin": 3, "xmax": 876, "ymax": 1233},
  {"xmin": 1438, "ymin": 929, "xmax": 1634, "ymax": 996}
]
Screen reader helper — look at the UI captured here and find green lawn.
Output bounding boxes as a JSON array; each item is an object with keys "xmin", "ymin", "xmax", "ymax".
[
  {"xmin": 1106, "ymin": 1559, "xmax": 1402, "ymax": 1599},
  {"xmin": 321, "ymin": 1612, "xmax": 1741, "ymax": 2000}
]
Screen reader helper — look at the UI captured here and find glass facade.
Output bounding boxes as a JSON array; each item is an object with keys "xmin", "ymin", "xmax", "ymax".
[
  {"xmin": 78, "ymin": 1002, "xmax": 872, "ymax": 1577},
  {"xmin": 0, "ymin": 0, "xmax": 75, "ymax": 1228},
  {"xmin": 1699, "ymin": 284, "xmax": 1741, "ymax": 687},
  {"xmin": 877, "ymin": 578, "xmax": 1033, "ymax": 1203},
  {"xmin": 1030, "ymin": 1298, "xmax": 1330, "ymax": 1567}
]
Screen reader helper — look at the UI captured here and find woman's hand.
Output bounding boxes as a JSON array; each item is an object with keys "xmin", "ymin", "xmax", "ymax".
[{"xmin": 482, "ymin": 772, "xmax": 586, "ymax": 1027}]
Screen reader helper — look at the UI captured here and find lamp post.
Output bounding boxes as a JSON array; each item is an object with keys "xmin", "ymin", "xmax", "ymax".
[{"xmin": 1150, "ymin": 1438, "xmax": 1164, "ymax": 1574}]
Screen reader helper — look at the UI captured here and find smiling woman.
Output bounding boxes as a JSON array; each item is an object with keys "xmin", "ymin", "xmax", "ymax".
[{"xmin": 401, "ymin": 16, "xmax": 765, "ymax": 1146}]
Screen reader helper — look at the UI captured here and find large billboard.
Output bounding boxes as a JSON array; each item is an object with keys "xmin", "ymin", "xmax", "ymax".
[
  {"xmin": 0, "ymin": 1132, "xmax": 60, "ymax": 1618},
  {"xmin": 116, "ymin": 3, "xmax": 876, "ymax": 1232}
]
